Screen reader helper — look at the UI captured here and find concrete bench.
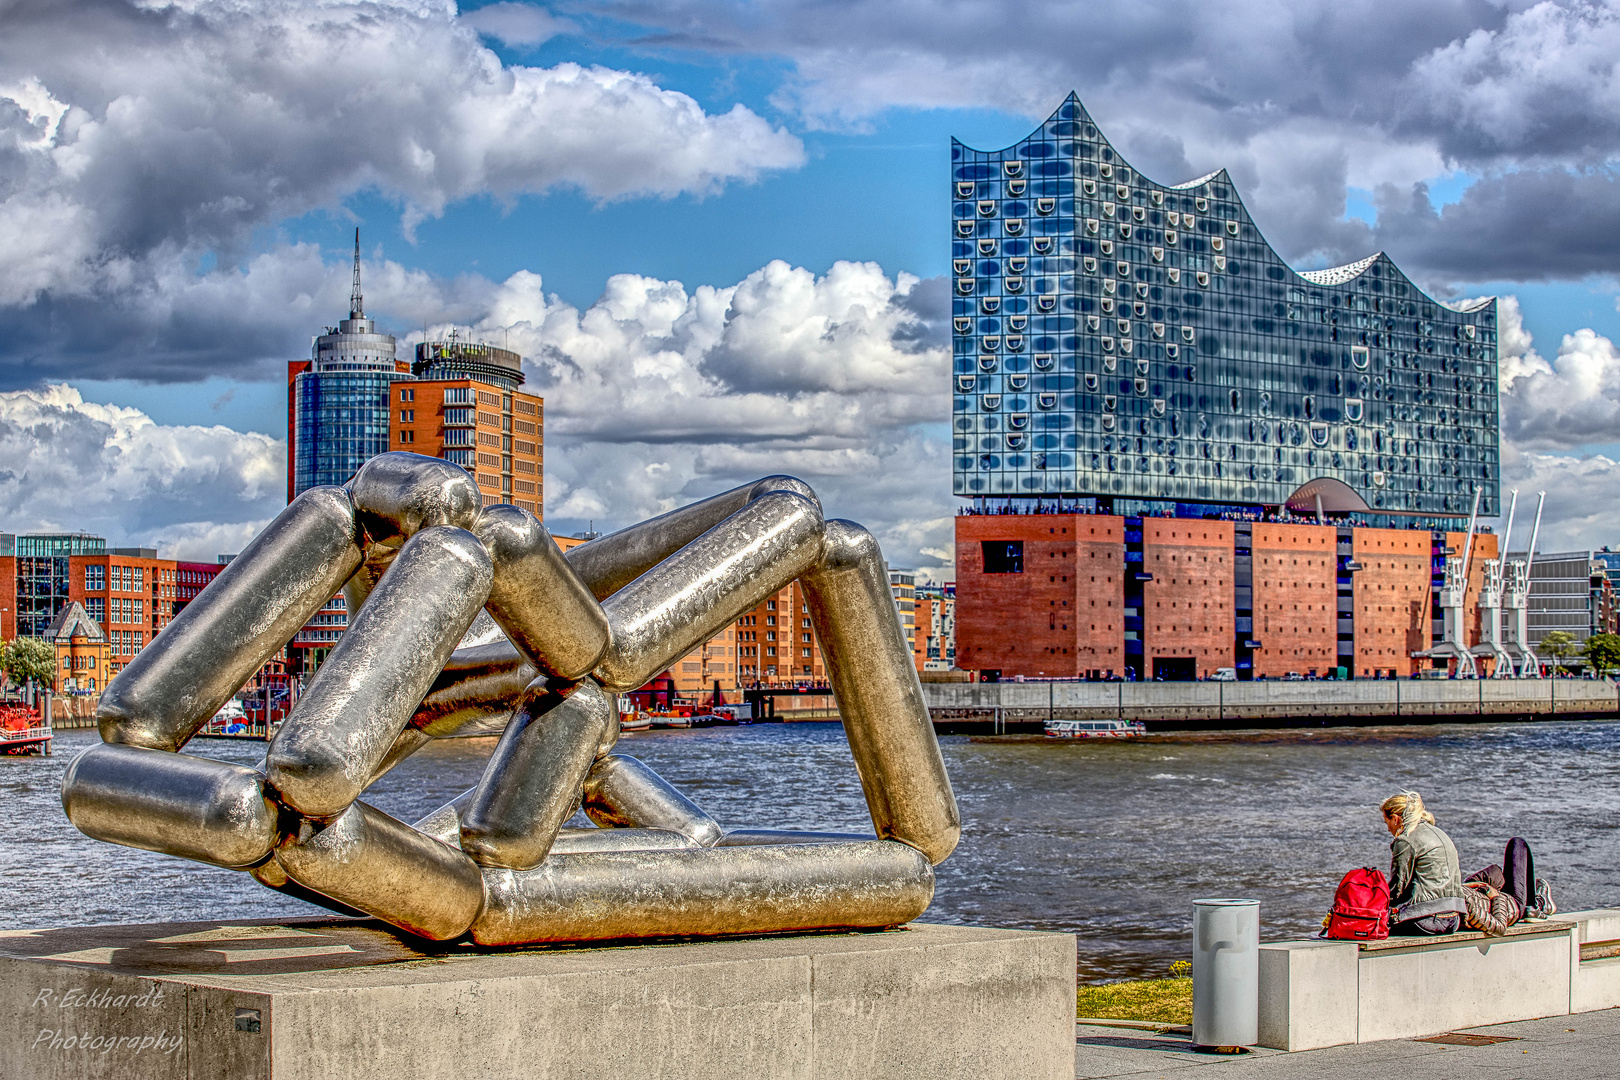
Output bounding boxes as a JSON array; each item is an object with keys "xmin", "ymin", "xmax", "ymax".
[{"xmin": 1258, "ymin": 909, "xmax": 1620, "ymax": 1051}]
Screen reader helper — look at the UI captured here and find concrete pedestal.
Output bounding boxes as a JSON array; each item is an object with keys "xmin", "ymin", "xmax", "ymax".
[{"xmin": 0, "ymin": 919, "xmax": 1075, "ymax": 1080}]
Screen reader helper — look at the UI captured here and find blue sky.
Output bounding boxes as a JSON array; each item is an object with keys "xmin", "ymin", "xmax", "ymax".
[{"xmin": 4, "ymin": 0, "xmax": 1620, "ymax": 567}]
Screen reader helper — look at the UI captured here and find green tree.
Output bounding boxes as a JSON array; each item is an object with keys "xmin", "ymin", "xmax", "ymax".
[
  {"xmin": 1583, "ymin": 633, "xmax": 1620, "ymax": 677},
  {"xmin": 1, "ymin": 637, "xmax": 58, "ymax": 688},
  {"xmin": 1540, "ymin": 630, "xmax": 1579, "ymax": 675}
]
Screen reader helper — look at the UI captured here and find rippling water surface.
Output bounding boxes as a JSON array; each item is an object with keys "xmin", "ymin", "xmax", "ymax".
[{"xmin": 6, "ymin": 720, "xmax": 1618, "ymax": 981}]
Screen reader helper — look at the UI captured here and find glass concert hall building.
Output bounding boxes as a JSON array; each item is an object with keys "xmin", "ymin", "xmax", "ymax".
[
  {"xmin": 952, "ymin": 93, "xmax": 1499, "ymax": 522},
  {"xmin": 951, "ymin": 95, "xmax": 1504, "ymax": 682}
]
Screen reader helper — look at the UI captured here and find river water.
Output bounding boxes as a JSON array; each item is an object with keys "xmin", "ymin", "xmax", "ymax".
[{"xmin": 5, "ymin": 721, "xmax": 1618, "ymax": 982}]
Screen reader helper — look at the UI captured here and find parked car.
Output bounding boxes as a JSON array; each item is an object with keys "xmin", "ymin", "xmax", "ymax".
[{"xmin": 1211, "ymin": 668, "xmax": 1237, "ymax": 682}]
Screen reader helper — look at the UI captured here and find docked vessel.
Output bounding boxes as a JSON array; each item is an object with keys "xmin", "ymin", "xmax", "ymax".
[
  {"xmin": 193, "ymin": 699, "xmax": 277, "ymax": 741},
  {"xmin": 619, "ymin": 710, "xmax": 652, "ymax": 732},
  {"xmin": 688, "ymin": 710, "xmax": 738, "ymax": 728},
  {"xmin": 1044, "ymin": 718, "xmax": 1147, "ymax": 739},
  {"xmin": 644, "ymin": 712, "xmax": 690, "ymax": 731},
  {"xmin": 0, "ymin": 705, "xmax": 51, "ymax": 756}
]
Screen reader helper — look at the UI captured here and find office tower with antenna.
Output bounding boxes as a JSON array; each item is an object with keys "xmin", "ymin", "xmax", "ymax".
[{"xmin": 286, "ymin": 229, "xmax": 411, "ymax": 500}]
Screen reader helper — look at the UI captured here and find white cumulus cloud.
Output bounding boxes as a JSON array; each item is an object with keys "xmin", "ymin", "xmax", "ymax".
[
  {"xmin": 1500, "ymin": 444, "xmax": 1620, "ymax": 553},
  {"xmin": 0, "ymin": 240, "xmax": 959, "ymax": 578},
  {"xmin": 1498, "ymin": 295, "xmax": 1620, "ymax": 449},
  {"xmin": 460, "ymin": 2, "xmax": 575, "ymax": 46},
  {"xmin": 0, "ymin": 385, "xmax": 282, "ymax": 560},
  {"xmin": 384, "ymin": 257, "xmax": 957, "ymax": 579}
]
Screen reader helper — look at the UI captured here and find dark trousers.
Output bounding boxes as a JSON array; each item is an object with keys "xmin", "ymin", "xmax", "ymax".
[
  {"xmin": 1504, "ymin": 837, "xmax": 1534, "ymax": 911},
  {"xmin": 1466, "ymin": 836, "xmax": 1535, "ymax": 912}
]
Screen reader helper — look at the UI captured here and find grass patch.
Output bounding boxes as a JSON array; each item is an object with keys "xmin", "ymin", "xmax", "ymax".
[{"xmin": 1076, "ymin": 977, "xmax": 1192, "ymax": 1024}]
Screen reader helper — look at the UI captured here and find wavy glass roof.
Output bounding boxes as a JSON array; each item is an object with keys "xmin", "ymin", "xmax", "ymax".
[
  {"xmin": 1297, "ymin": 255, "xmax": 1381, "ymax": 286},
  {"xmin": 950, "ymin": 93, "xmax": 1500, "ymax": 518}
]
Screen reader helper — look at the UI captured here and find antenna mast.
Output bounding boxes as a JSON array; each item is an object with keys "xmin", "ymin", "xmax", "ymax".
[{"xmin": 350, "ymin": 227, "xmax": 364, "ymax": 319}]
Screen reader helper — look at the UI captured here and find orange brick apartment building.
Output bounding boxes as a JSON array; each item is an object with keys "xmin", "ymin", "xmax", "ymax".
[
  {"xmin": 0, "ymin": 535, "xmax": 244, "ymax": 690},
  {"xmin": 957, "ymin": 512, "xmax": 1497, "ymax": 680},
  {"xmin": 390, "ymin": 340, "xmax": 544, "ymax": 515}
]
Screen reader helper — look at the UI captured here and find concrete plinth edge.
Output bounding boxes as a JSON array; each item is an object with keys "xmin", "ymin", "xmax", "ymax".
[
  {"xmin": 1257, "ymin": 939, "xmax": 1357, "ymax": 1051},
  {"xmin": 0, "ymin": 918, "xmax": 1076, "ymax": 1080}
]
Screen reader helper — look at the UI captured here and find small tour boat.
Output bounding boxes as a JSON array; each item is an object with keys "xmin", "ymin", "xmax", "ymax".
[
  {"xmin": 688, "ymin": 711, "xmax": 738, "ymax": 728},
  {"xmin": 619, "ymin": 710, "xmax": 652, "ymax": 732},
  {"xmin": 647, "ymin": 711, "xmax": 691, "ymax": 729},
  {"xmin": 192, "ymin": 699, "xmax": 276, "ymax": 741},
  {"xmin": 1044, "ymin": 718, "xmax": 1147, "ymax": 739}
]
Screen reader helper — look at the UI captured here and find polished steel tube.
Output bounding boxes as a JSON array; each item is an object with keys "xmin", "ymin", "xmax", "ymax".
[
  {"xmin": 803, "ymin": 520, "xmax": 961, "ymax": 865},
  {"xmin": 408, "ymin": 641, "xmax": 537, "ymax": 738},
  {"xmin": 266, "ymin": 526, "xmax": 493, "ymax": 819},
  {"xmin": 549, "ymin": 828, "xmax": 699, "ymax": 854},
  {"xmin": 61, "ymin": 743, "xmax": 277, "ymax": 870},
  {"xmin": 344, "ymin": 452, "xmax": 481, "ymax": 617},
  {"xmin": 347, "ymin": 451, "xmax": 483, "ymax": 546},
  {"xmin": 476, "ymin": 505, "xmax": 611, "ymax": 679},
  {"xmin": 472, "ymin": 840, "xmax": 933, "ymax": 946},
  {"xmin": 249, "ymin": 859, "xmax": 369, "ymax": 918},
  {"xmin": 717, "ymin": 829, "xmax": 878, "ymax": 846},
  {"xmin": 581, "ymin": 754, "xmax": 723, "ymax": 847},
  {"xmin": 98, "ymin": 486, "xmax": 362, "ymax": 751},
  {"xmin": 415, "ymin": 792, "xmax": 698, "ymax": 856},
  {"xmin": 458, "ymin": 679, "xmax": 615, "ymax": 869},
  {"xmin": 62, "ymin": 454, "xmax": 961, "ymax": 948},
  {"xmin": 370, "ymin": 643, "xmax": 539, "ymax": 783},
  {"xmin": 411, "ymin": 787, "xmax": 477, "ymax": 846},
  {"xmin": 593, "ymin": 491, "xmax": 825, "ymax": 692},
  {"xmin": 457, "ymin": 608, "xmax": 509, "ymax": 650},
  {"xmin": 565, "ymin": 476, "xmax": 819, "ymax": 600},
  {"xmin": 274, "ymin": 801, "xmax": 485, "ymax": 941},
  {"xmin": 340, "ymin": 543, "xmax": 395, "ymax": 619}
]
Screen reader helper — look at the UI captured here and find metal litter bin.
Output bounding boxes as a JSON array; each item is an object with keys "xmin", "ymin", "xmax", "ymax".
[{"xmin": 1191, "ymin": 898, "xmax": 1258, "ymax": 1049}]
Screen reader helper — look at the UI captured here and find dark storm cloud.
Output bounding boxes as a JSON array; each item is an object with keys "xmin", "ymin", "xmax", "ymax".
[
  {"xmin": 0, "ymin": 245, "xmax": 342, "ymax": 387},
  {"xmin": 1372, "ymin": 166, "xmax": 1620, "ymax": 282},
  {"xmin": 592, "ymin": 0, "xmax": 1620, "ymax": 280}
]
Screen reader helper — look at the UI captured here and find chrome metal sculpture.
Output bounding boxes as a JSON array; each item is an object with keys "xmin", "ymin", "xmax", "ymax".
[{"xmin": 61, "ymin": 454, "xmax": 959, "ymax": 944}]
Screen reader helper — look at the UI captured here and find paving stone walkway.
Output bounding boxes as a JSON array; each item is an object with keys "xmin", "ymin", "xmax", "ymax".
[{"xmin": 1076, "ymin": 1007, "xmax": 1620, "ymax": 1079}]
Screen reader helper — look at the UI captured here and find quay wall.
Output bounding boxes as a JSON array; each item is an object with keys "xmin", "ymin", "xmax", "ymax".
[{"xmin": 923, "ymin": 678, "xmax": 1620, "ymax": 726}]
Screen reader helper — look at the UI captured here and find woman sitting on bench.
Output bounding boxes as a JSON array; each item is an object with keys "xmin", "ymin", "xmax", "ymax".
[{"xmin": 1381, "ymin": 791, "xmax": 1468, "ymax": 936}]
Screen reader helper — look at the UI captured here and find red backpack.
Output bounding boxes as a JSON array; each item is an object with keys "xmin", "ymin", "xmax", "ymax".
[{"xmin": 1324, "ymin": 867, "xmax": 1390, "ymax": 940}]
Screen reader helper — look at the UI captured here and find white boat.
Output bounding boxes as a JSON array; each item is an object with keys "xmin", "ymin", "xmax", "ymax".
[
  {"xmin": 1044, "ymin": 718, "xmax": 1147, "ymax": 739},
  {"xmin": 193, "ymin": 698, "xmax": 274, "ymax": 740},
  {"xmin": 619, "ymin": 711, "xmax": 651, "ymax": 732},
  {"xmin": 648, "ymin": 712, "xmax": 691, "ymax": 729}
]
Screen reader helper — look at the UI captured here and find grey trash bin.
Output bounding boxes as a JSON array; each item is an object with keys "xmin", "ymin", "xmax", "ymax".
[{"xmin": 1191, "ymin": 898, "xmax": 1258, "ymax": 1049}]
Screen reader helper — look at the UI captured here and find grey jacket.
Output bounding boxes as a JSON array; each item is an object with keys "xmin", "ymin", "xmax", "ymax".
[{"xmin": 1388, "ymin": 821, "xmax": 1468, "ymax": 922}]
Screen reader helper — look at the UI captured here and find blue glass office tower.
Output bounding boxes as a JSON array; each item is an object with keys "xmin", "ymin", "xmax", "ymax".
[
  {"xmin": 952, "ymin": 94, "xmax": 1499, "ymax": 519},
  {"xmin": 289, "ymin": 231, "xmax": 411, "ymax": 499}
]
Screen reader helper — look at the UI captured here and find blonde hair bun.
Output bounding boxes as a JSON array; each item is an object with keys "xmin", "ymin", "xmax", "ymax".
[{"xmin": 1380, "ymin": 790, "xmax": 1436, "ymax": 834}]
